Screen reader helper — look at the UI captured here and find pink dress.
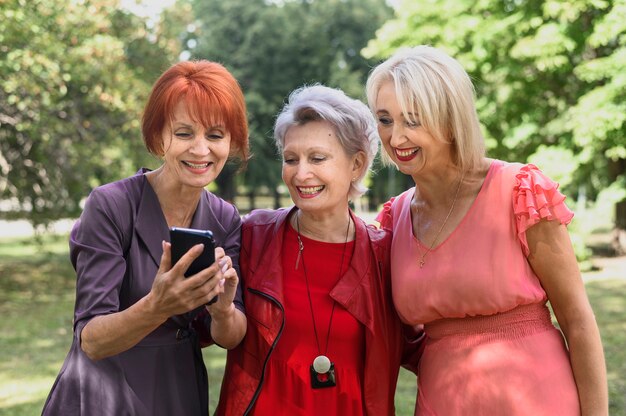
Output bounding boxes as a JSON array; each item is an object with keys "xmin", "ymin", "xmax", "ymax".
[{"xmin": 378, "ymin": 160, "xmax": 580, "ymax": 415}]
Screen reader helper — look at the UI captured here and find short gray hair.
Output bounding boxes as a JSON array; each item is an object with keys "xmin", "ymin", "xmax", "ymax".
[
  {"xmin": 366, "ymin": 45, "xmax": 485, "ymax": 171},
  {"xmin": 274, "ymin": 84, "xmax": 379, "ymax": 200}
]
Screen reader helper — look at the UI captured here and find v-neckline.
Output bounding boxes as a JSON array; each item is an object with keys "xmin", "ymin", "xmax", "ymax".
[{"xmin": 409, "ymin": 160, "xmax": 500, "ymax": 252}]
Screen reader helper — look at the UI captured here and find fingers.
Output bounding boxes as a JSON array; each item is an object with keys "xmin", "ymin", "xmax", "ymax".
[
  {"xmin": 193, "ymin": 259, "xmax": 237, "ymax": 305},
  {"xmin": 214, "ymin": 246, "xmax": 226, "ymax": 262},
  {"xmin": 159, "ymin": 244, "xmax": 236, "ymax": 311},
  {"xmin": 219, "ymin": 255, "xmax": 232, "ymax": 274},
  {"xmin": 221, "ymin": 267, "xmax": 238, "ymax": 287},
  {"xmin": 190, "ymin": 272, "xmax": 226, "ymax": 305},
  {"xmin": 170, "ymin": 243, "xmax": 205, "ymax": 276},
  {"xmin": 158, "ymin": 241, "xmax": 172, "ymax": 273}
]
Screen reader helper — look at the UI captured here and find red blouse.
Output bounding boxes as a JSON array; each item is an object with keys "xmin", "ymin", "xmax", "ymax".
[{"xmin": 250, "ymin": 225, "xmax": 364, "ymax": 415}]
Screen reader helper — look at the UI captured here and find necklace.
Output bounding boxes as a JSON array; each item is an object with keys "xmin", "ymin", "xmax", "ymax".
[
  {"xmin": 414, "ymin": 171, "xmax": 465, "ymax": 268},
  {"xmin": 295, "ymin": 211, "xmax": 351, "ymax": 389}
]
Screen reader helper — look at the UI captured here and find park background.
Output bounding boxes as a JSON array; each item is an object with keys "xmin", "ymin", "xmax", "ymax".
[{"xmin": 1, "ymin": 0, "xmax": 625, "ymax": 414}]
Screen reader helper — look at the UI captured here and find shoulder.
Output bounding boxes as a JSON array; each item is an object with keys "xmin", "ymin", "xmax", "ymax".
[
  {"xmin": 365, "ymin": 221, "xmax": 391, "ymax": 246},
  {"xmin": 239, "ymin": 208, "xmax": 290, "ymax": 254},
  {"xmin": 84, "ymin": 173, "xmax": 144, "ymax": 216},
  {"xmin": 92, "ymin": 173, "xmax": 143, "ymax": 197},
  {"xmin": 203, "ymin": 191, "xmax": 240, "ymax": 222},
  {"xmin": 357, "ymin": 217, "xmax": 392, "ymax": 259},
  {"xmin": 377, "ymin": 188, "xmax": 414, "ymax": 230},
  {"xmin": 242, "ymin": 208, "xmax": 291, "ymax": 229},
  {"xmin": 393, "ymin": 188, "xmax": 414, "ymax": 206},
  {"xmin": 489, "ymin": 160, "xmax": 526, "ymax": 182},
  {"xmin": 490, "ymin": 160, "xmax": 560, "ymax": 192}
]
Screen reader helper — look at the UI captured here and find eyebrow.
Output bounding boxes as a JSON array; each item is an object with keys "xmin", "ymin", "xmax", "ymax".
[
  {"xmin": 375, "ymin": 110, "xmax": 418, "ymax": 118},
  {"xmin": 173, "ymin": 122, "xmax": 226, "ymax": 130},
  {"xmin": 283, "ymin": 146, "xmax": 332, "ymax": 154}
]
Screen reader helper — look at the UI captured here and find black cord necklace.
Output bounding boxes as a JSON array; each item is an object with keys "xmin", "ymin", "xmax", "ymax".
[{"xmin": 295, "ymin": 211, "xmax": 351, "ymax": 389}]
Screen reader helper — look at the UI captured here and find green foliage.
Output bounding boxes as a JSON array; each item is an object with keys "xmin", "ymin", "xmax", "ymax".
[
  {"xmin": 364, "ymin": 0, "xmax": 626, "ymax": 223},
  {"xmin": 187, "ymin": 0, "xmax": 394, "ymax": 203},
  {"xmin": 0, "ymin": 0, "xmax": 180, "ymax": 226}
]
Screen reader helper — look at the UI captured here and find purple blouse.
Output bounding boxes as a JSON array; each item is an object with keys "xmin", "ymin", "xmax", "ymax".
[{"xmin": 42, "ymin": 170, "xmax": 243, "ymax": 415}]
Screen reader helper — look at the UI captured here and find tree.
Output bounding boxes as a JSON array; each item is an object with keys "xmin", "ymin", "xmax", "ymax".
[
  {"xmin": 0, "ymin": 0, "xmax": 183, "ymax": 227},
  {"xmin": 364, "ymin": 0, "xmax": 626, "ymax": 249},
  {"xmin": 188, "ymin": 0, "xmax": 393, "ymax": 208}
]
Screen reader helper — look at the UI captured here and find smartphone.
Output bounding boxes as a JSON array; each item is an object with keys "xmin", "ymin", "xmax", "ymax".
[{"xmin": 169, "ymin": 227, "xmax": 216, "ymax": 277}]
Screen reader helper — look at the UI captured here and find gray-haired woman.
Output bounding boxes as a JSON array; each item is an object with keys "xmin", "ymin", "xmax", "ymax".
[{"xmin": 215, "ymin": 85, "xmax": 423, "ymax": 415}]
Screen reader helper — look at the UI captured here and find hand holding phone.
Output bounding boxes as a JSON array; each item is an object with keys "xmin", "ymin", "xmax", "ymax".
[{"xmin": 169, "ymin": 227, "xmax": 216, "ymax": 277}]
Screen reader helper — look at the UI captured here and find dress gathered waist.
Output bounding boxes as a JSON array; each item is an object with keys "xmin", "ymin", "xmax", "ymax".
[{"xmin": 424, "ymin": 303, "xmax": 555, "ymax": 346}]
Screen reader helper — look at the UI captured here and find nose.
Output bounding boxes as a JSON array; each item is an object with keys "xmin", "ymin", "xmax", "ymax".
[
  {"xmin": 190, "ymin": 134, "xmax": 210, "ymax": 156},
  {"xmin": 294, "ymin": 161, "xmax": 312, "ymax": 181},
  {"xmin": 389, "ymin": 124, "xmax": 406, "ymax": 148}
]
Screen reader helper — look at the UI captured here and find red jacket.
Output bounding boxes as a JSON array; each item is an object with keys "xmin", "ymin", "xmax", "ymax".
[{"xmin": 216, "ymin": 207, "xmax": 422, "ymax": 415}]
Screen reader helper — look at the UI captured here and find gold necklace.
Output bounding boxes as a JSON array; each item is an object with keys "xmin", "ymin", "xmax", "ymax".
[{"xmin": 415, "ymin": 172, "xmax": 465, "ymax": 268}]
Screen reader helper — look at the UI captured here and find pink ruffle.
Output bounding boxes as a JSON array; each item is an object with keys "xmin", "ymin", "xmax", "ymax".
[
  {"xmin": 376, "ymin": 197, "xmax": 395, "ymax": 230},
  {"xmin": 513, "ymin": 164, "xmax": 574, "ymax": 256}
]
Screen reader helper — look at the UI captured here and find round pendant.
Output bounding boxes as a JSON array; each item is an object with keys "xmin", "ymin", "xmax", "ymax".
[{"xmin": 313, "ymin": 355, "xmax": 331, "ymax": 374}]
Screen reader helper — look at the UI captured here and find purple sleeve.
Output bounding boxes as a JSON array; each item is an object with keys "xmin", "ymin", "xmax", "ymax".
[{"xmin": 70, "ymin": 187, "xmax": 130, "ymax": 339}]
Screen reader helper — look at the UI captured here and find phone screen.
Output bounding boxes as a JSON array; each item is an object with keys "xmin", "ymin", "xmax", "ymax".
[{"xmin": 169, "ymin": 227, "xmax": 216, "ymax": 277}]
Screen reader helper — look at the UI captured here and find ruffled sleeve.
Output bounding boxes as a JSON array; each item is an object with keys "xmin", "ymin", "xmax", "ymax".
[
  {"xmin": 376, "ymin": 197, "xmax": 395, "ymax": 231},
  {"xmin": 513, "ymin": 164, "xmax": 574, "ymax": 255}
]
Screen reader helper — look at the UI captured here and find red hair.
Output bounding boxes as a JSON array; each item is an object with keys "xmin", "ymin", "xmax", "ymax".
[{"xmin": 142, "ymin": 60, "xmax": 249, "ymax": 163}]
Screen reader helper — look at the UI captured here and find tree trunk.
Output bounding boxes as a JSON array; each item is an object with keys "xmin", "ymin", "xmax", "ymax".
[
  {"xmin": 609, "ymin": 158, "xmax": 626, "ymax": 255},
  {"xmin": 248, "ymin": 189, "xmax": 256, "ymax": 211},
  {"xmin": 214, "ymin": 164, "xmax": 237, "ymax": 203},
  {"xmin": 273, "ymin": 187, "xmax": 282, "ymax": 210},
  {"xmin": 614, "ymin": 199, "xmax": 626, "ymax": 255}
]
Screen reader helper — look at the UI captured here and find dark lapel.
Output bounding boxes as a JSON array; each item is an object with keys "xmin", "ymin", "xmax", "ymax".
[
  {"xmin": 330, "ymin": 210, "xmax": 376, "ymax": 333},
  {"xmin": 134, "ymin": 176, "xmax": 170, "ymax": 267}
]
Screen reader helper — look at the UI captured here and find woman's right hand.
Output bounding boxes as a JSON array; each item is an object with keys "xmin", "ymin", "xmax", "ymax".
[{"xmin": 147, "ymin": 241, "xmax": 225, "ymax": 321}]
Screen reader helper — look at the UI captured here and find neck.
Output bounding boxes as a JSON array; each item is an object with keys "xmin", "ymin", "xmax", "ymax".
[
  {"xmin": 413, "ymin": 166, "xmax": 464, "ymax": 207},
  {"xmin": 293, "ymin": 207, "xmax": 354, "ymax": 243},
  {"xmin": 146, "ymin": 167, "xmax": 202, "ymax": 228}
]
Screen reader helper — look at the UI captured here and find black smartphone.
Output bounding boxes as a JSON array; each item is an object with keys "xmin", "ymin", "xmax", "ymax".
[{"xmin": 169, "ymin": 227, "xmax": 216, "ymax": 277}]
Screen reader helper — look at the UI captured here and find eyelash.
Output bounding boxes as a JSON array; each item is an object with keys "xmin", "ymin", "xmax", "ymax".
[
  {"xmin": 377, "ymin": 117, "xmax": 421, "ymax": 128},
  {"xmin": 283, "ymin": 156, "xmax": 326, "ymax": 164},
  {"xmin": 174, "ymin": 132, "xmax": 224, "ymax": 140}
]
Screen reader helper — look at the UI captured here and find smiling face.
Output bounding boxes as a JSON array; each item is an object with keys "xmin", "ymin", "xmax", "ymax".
[
  {"xmin": 375, "ymin": 81, "xmax": 453, "ymax": 177},
  {"xmin": 281, "ymin": 120, "xmax": 363, "ymax": 217},
  {"xmin": 161, "ymin": 100, "xmax": 231, "ymax": 190}
]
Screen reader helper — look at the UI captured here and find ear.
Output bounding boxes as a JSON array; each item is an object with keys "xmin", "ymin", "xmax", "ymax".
[{"xmin": 351, "ymin": 151, "xmax": 366, "ymax": 179}]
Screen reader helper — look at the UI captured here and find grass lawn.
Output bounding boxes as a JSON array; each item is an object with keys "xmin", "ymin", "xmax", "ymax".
[{"xmin": 0, "ymin": 234, "xmax": 624, "ymax": 415}]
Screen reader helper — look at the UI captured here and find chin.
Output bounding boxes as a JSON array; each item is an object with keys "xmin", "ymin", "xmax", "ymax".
[{"xmin": 397, "ymin": 165, "xmax": 417, "ymax": 176}]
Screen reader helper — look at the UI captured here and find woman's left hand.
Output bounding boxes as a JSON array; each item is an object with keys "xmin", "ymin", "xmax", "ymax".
[
  {"xmin": 204, "ymin": 247, "xmax": 246, "ymax": 348},
  {"xmin": 207, "ymin": 247, "xmax": 239, "ymax": 313}
]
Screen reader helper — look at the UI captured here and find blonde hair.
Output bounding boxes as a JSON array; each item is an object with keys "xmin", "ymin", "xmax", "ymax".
[{"xmin": 366, "ymin": 45, "xmax": 485, "ymax": 171}]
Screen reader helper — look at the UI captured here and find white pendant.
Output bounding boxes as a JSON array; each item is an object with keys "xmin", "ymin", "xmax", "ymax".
[{"xmin": 313, "ymin": 355, "xmax": 331, "ymax": 374}]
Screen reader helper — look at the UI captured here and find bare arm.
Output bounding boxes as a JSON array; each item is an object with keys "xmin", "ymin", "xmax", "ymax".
[
  {"xmin": 205, "ymin": 252, "xmax": 246, "ymax": 349},
  {"xmin": 526, "ymin": 220, "xmax": 608, "ymax": 415},
  {"xmin": 81, "ymin": 242, "xmax": 226, "ymax": 360}
]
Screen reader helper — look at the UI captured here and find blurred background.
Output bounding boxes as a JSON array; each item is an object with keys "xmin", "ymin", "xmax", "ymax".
[{"xmin": 1, "ymin": 0, "xmax": 625, "ymax": 414}]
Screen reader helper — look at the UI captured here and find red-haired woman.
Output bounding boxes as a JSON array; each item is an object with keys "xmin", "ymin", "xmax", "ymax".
[{"xmin": 42, "ymin": 61, "xmax": 248, "ymax": 416}]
